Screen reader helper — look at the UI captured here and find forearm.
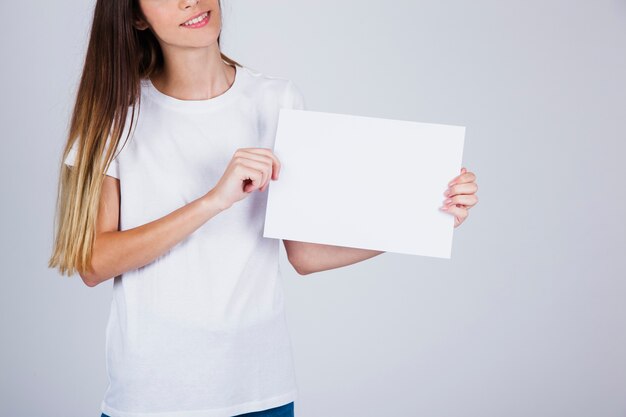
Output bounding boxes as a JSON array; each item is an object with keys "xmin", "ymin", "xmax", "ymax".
[
  {"xmin": 87, "ymin": 191, "xmax": 227, "ymax": 286},
  {"xmin": 287, "ymin": 240, "xmax": 385, "ymax": 275}
]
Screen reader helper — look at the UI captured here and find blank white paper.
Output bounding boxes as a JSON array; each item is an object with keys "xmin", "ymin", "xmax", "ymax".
[{"xmin": 263, "ymin": 109, "xmax": 465, "ymax": 259}]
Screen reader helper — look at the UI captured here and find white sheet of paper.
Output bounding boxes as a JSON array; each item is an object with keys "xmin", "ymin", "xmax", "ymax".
[{"xmin": 263, "ymin": 109, "xmax": 465, "ymax": 259}]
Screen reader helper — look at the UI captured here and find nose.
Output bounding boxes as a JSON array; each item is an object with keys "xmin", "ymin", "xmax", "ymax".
[{"xmin": 180, "ymin": 0, "xmax": 199, "ymax": 9}]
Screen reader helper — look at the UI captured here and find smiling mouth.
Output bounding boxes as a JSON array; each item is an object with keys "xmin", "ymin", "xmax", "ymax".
[{"xmin": 180, "ymin": 11, "xmax": 210, "ymax": 27}]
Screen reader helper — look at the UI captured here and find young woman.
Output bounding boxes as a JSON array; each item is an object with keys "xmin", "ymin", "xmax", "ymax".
[{"xmin": 49, "ymin": 0, "xmax": 479, "ymax": 416}]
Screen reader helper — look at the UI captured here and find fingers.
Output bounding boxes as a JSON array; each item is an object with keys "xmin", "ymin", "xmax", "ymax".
[
  {"xmin": 440, "ymin": 203, "xmax": 469, "ymax": 227},
  {"xmin": 442, "ymin": 194, "xmax": 478, "ymax": 209},
  {"xmin": 238, "ymin": 166, "xmax": 263, "ymax": 193},
  {"xmin": 234, "ymin": 157, "xmax": 270, "ymax": 191},
  {"xmin": 233, "ymin": 147, "xmax": 282, "ymax": 191},
  {"xmin": 238, "ymin": 148, "xmax": 281, "ymax": 180},
  {"xmin": 445, "ymin": 181, "xmax": 478, "ymax": 199},
  {"xmin": 448, "ymin": 169, "xmax": 476, "ymax": 186},
  {"xmin": 444, "ymin": 168, "xmax": 478, "ymax": 221}
]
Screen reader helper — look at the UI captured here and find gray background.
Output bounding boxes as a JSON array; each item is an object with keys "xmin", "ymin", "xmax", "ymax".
[{"xmin": 1, "ymin": 0, "xmax": 625, "ymax": 416}]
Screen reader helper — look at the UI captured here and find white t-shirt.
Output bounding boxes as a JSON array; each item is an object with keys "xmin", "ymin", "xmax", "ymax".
[{"xmin": 64, "ymin": 65, "xmax": 306, "ymax": 417}]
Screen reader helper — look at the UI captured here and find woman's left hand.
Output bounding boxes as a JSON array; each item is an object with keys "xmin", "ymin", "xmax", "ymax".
[{"xmin": 440, "ymin": 167, "xmax": 479, "ymax": 228}]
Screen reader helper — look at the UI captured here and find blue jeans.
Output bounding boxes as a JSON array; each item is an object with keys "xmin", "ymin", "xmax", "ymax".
[{"xmin": 101, "ymin": 401, "xmax": 294, "ymax": 417}]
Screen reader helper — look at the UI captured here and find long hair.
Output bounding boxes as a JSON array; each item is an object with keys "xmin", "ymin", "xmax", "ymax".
[{"xmin": 49, "ymin": 0, "xmax": 241, "ymax": 277}]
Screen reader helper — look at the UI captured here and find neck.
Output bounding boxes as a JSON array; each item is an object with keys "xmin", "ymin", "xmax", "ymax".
[{"xmin": 151, "ymin": 44, "xmax": 235, "ymax": 101}]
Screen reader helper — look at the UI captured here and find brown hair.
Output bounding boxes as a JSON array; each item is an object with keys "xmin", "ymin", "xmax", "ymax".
[{"xmin": 49, "ymin": 0, "xmax": 241, "ymax": 276}]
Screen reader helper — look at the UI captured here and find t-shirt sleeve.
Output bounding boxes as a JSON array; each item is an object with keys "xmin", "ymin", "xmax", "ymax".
[
  {"xmin": 63, "ymin": 138, "xmax": 120, "ymax": 179},
  {"xmin": 63, "ymin": 141, "xmax": 79, "ymax": 167},
  {"xmin": 282, "ymin": 80, "xmax": 306, "ymax": 111}
]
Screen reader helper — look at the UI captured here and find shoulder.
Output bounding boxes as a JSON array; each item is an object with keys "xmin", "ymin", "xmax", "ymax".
[
  {"xmin": 239, "ymin": 65, "xmax": 292, "ymax": 92},
  {"xmin": 238, "ymin": 65, "xmax": 306, "ymax": 110}
]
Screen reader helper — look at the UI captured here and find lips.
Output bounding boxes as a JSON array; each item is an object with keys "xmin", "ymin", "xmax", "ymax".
[{"xmin": 180, "ymin": 10, "xmax": 210, "ymax": 26}]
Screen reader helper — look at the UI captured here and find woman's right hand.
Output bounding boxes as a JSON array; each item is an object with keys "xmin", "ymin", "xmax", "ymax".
[{"xmin": 209, "ymin": 148, "xmax": 282, "ymax": 210}]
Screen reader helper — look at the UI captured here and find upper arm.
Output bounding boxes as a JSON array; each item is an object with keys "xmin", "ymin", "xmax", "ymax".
[
  {"xmin": 63, "ymin": 138, "xmax": 121, "ymax": 234},
  {"xmin": 282, "ymin": 239, "xmax": 308, "ymax": 275},
  {"xmin": 282, "ymin": 239, "xmax": 294, "ymax": 261},
  {"xmin": 62, "ymin": 173, "xmax": 119, "ymax": 285},
  {"xmin": 63, "ymin": 138, "xmax": 122, "ymax": 284},
  {"xmin": 79, "ymin": 175, "xmax": 120, "ymax": 285},
  {"xmin": 98, "ymin": 175, "xmax": 121, "ymax": 235},
  {"xmin": 279, "ymin": 81, "xmax": 307, "ymax": 273}
]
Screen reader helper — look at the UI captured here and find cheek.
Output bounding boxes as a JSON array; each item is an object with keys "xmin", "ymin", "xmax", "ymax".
[{"xmin": 148, "ymin": 12, "xmax": 180, "ymax": 41}]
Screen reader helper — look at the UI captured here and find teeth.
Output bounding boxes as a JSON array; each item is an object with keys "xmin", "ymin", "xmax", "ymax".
[{"xmin": 183, "ymin": 12, "xmax": 208, "ymax": 26}]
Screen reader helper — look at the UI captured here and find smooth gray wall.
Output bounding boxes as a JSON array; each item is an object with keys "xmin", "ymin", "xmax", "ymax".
[{"xmin": 1, "ymin": 1, "xmax": 625, "ymax": 416}]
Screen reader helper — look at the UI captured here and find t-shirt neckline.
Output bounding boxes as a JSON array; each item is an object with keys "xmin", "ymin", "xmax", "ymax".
[{"xmin": 143, "ymin": 64, "xmax": 243, "ymax": 112}]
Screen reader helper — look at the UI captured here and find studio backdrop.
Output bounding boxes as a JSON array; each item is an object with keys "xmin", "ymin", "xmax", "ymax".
[{"xmin": 0, "ymin": 1, "xmax": 624, "ymax": 416}]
